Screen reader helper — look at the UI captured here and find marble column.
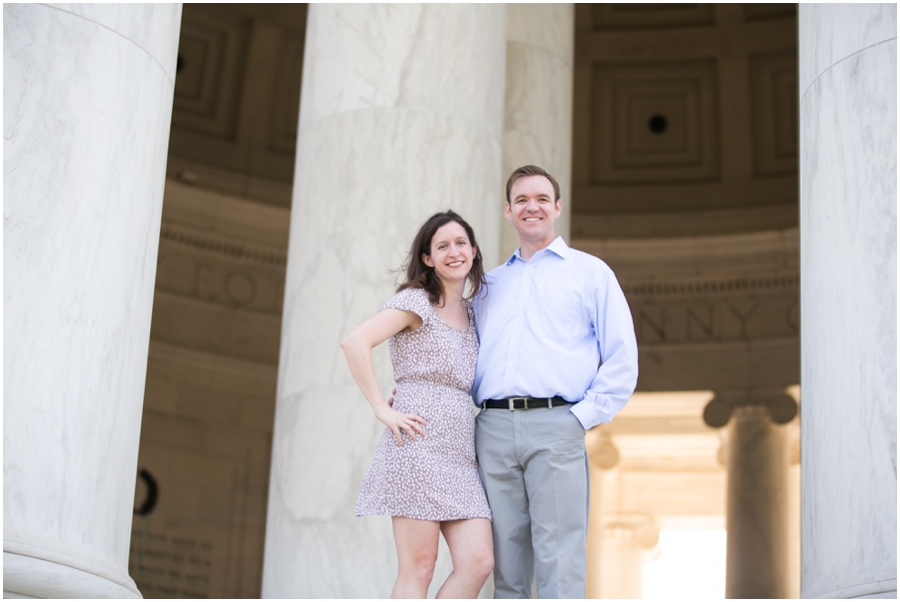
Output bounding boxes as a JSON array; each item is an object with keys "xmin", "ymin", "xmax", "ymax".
[
  {"xmin": 786, "ymin": 428, "xmax": 801, "ymax": 599},
  {"xmin": 586, "ymin": 431, "xmax": 619, "ymax": 598},
  {"xmin": 599, "ymin": 518, "xmax": 659, "ymax": 599},
  {"xmin": 500, "ymin": 4, "xmax": 574, "ymax": 263},
  {"xmin": 799, "ymin": 4, "xmax": 897, "ymax": 599},
  {"xmin": 704, "ymin": 390, "xmax": 797, "ymax": 598},
  {"xmin": 3, "ymin": 4, "xmax": 182, "ymax": 598},
  {"xmin": 261, "ymin": 5, "xmax": 506, "ymax": 598}
]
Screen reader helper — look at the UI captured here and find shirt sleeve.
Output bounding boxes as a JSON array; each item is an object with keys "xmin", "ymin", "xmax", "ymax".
[
  {"xmin": 380, "ymin": 287, "xmax": 432, "ymax": 324},
  {"xmin": 569, "ymin": 265, "xmax": 639, "ymax": 430}
]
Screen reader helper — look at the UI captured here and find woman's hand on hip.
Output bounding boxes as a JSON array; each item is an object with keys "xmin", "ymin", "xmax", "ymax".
[{"xmin": 374, "ymin": 405, "xmax": 426, "ymax": 446}]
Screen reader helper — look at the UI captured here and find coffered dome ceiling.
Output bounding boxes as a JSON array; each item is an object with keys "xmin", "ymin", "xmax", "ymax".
[
  {"xmin": 166, "ymin": 4, "xmax": 797, "ymax": 239},
  {"xmin": 166, "ymin": 4, "xmax": 307, "ymax": 204},
  {"xmin": 571, "ymin": 3, "xmax": 797, "ymax": 238}
]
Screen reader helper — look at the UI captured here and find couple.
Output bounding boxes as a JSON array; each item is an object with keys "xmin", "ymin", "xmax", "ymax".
[{"xmin": 341, "ymin": 165, "xmax": 639, "ymax": 599}]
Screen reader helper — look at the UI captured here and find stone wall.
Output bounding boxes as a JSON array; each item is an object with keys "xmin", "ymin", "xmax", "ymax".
[{"xmin": 128, "ymin": 180, "xmax": 288, "ymax": 599}]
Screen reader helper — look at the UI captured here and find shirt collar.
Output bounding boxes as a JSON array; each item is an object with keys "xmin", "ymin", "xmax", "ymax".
[{"xmin": 506, "ymin": 236, "xmax": 570, "ymax": 265}]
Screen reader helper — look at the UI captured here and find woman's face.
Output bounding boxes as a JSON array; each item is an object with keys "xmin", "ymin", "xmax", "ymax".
[{"xmin": 423, "ymin": 221, "xmax": 476, "ymax": 286}]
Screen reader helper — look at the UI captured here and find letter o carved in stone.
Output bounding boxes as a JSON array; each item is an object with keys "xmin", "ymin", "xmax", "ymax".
[{"xmin": 225, "ymin": 271, "xmax": 257, "ymax": 307}]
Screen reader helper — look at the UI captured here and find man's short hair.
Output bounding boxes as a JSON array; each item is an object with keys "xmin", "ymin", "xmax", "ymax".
[{"xmin": 505, "ymin": 165, "xmax": 561, "ymax": 205}]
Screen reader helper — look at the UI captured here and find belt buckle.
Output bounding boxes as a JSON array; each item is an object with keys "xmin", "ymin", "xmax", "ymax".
[{"xmin": 509, "ymin": 397, "xmax": 528, "ymax": 410}]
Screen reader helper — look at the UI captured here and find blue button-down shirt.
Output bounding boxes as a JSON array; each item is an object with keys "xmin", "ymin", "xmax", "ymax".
[{"xmin": 472, "ymin": 237, "xmax": 638, "ymax": 429}]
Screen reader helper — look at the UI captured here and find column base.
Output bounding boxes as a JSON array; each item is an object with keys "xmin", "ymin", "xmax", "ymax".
[
  {"xmin": 803, "ymin": 578, "xmax": 897, "ymax": 599},
  {"xmin": 3, "ymin": 551, "xmax": 141, "ymax": 599}
]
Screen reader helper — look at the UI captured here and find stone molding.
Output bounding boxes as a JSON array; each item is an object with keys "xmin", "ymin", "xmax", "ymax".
[
  {"xmin": 576, "ymin": 227, "xmax": 798, "ymax": 277},
  {"xmin": 160, "ymin": 223, "xmax": 287, "ymax": 267},
  {"xmin": 624, "ymin": 273, "xmax": 798, "ymax": 298},
  {"xmin": 148, "ymin": 339, "xmax": 278, "ymax": 380},
  {"xmin": 167, "ymin": 157, "xmax": 293, "ymax": 208},
  {"xmin": 572, "ymin": 201, "xmax": 798, "ymax": 239}
]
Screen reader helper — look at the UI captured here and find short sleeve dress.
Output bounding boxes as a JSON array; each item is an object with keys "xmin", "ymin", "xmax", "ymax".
[{"xmin": 355, "ymin": 287, "xmax": 492, "ymax": 522}]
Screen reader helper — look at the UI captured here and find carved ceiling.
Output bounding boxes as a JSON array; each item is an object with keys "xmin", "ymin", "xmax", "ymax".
[
  {"xmin": 591, "ymin": 58, "xmax": 720, "ymax": 186},
  {"xmin": 167, "ymin": 4, "xmax": 798, "ymax": 232},
  {"xmin": 167, "ymin": 4, "xmax": 308, "ymax": 202},
  {"xmin": 572, "ymin": 3, "xmax": 798, "ymax": 237},
  {"xmin": 591, "ymin": 4, "xmax": 717, "ymax": 30}
]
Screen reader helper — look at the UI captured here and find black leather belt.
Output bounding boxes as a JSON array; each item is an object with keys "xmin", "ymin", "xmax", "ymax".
[{"xmin": 483, "ymin": 396, "xmax": 569, "ymax": 410}]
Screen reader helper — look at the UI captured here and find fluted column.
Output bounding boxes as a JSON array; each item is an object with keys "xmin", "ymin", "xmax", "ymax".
[
  {"xmin": 799, "ymin": 5, "xmax": 897, "ymax": 599},
  {"xmin": 3, "ymin": 4, "xmax": 182, "ymax": 598},
  {"xmin": 704, "ymin": 390, "xmax": 797, "ymax": 598},
  {"xmin": 500, "ymin": 4, "xmax": 574, "ymax": 262},
  {"xmin": 261, "ymin": 5, "xmax": 506, "ymax": 598}
]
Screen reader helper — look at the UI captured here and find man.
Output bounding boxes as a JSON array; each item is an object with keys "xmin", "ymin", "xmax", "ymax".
[{"xmin": 473, "ymin": 165, "xmax": 638, "ymax": 598}]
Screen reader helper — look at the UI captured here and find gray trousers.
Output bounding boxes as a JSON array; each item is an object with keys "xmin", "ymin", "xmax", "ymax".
[{"xmin": 475, "ymin": 404, "xmax": 590, "ymax": 599}]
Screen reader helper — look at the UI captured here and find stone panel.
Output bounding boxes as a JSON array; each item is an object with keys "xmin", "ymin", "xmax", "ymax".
[
  {"xmin": 149, "ymin": 292, "xmax": 282, "ymax": 364},
  {"xmin": 172, "ymin": 8, "xmax": 249, "ymax": 140},
  {"xmin": 572, "ymin": 4, "xmax": 798, "ymax": 238},
  {"xmin": 167, "ymin": 5, "xmax": 308, "ymax": 186},
  {"xmin": 591, "ymin": 4, "xmax": 715, "ymax": 31},
  {"xmin": 591, "ymin": 58, "xmax": 720, "ymax": 184},
  {"xmin": 131, "ymin": 342, "xmax": 276, "ymax": 599},
  {"xmin": 267, "ymin": 34, "xmax": 305, "ymax": 155},
  {"xmin": 750, "ymin": 49, "xmax": 798, "ymax": 176},
  {"xmin": 743, "ymin": 4, "xmax": 796, "ymax": 23}
]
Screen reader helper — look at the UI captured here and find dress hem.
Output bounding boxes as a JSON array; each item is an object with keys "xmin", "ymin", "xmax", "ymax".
[{"xmin": 355, "ymin": 511, "xmax": 492, "ymax": 522}]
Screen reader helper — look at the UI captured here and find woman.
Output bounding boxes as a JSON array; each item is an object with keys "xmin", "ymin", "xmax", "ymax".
[{"xmin": 340, "ymin": 210, "xmax": 493, "ymax": 599}]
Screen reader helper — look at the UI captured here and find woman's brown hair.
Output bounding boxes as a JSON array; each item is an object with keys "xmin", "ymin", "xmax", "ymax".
[{"xmin": 397, "ymin": 210, "xmax": 487, "ymax": 306}]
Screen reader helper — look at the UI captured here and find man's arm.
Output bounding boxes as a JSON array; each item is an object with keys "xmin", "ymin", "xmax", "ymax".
[{"xmin": 569, "ymin": 266, "xmax": 639, "ymax": 430}]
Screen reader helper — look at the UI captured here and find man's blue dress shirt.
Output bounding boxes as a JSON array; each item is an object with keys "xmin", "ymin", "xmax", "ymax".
[{"xmin": 472, "ymin": 237, "xmax": 639, "ymax": 430}]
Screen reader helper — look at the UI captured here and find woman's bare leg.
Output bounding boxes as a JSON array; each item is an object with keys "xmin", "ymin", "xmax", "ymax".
[
  {"xmin": 436, "ymin": 518, "xmax": 494, "ymax": 599},
  {"xmin": 391, "ymin": 517, "xmax": 441, "ymax": 599}
]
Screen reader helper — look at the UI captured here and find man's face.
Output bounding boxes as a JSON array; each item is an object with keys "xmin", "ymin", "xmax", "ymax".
[{"xmin": 505, "ymin": 175, "xmax": 561, "ymax": 245}]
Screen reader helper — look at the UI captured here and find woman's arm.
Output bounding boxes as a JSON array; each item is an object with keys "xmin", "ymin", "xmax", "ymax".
[{"xmin": 340, "ymin": 309, "xmax": 426, "ymax": 445}]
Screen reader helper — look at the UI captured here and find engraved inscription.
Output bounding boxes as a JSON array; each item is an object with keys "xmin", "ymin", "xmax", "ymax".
[
  {"xmin": 130, "ymin": 528, "xmax": 212, "ymax": 599},
  {"xmin": 632, "ymin": 296, "xmax": 799, "ymax": 344},
  {"xmin": 730, "ymin": 302, "xmax": 759, "ymax": 340},
  {"xmin": 155, "ymin": 242, "xmax": 285, "ymax": 315},
  {"xmin": 686, "ymin": 306, "xmax": 715, "ymax": 340},
  {"xmin": 638, "ymin": 307, "xmax": 666, "ymax": 342},
  {"xmin": 224, "ymin": 271, "xmax": 258, "ymax": 307}
]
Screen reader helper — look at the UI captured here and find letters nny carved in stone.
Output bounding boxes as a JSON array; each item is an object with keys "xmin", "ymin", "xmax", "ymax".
[{"xmin": 631, "ymin": 293, "xmax": 798, "ymax": 344}]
